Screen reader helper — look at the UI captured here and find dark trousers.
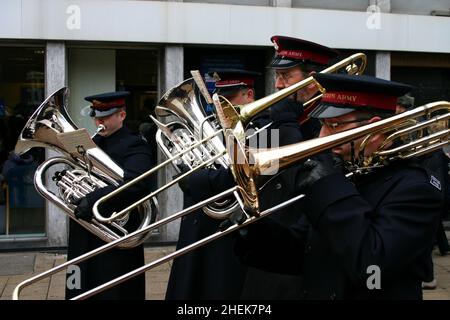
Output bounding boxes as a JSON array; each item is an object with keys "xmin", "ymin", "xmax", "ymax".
[{"xmin": 436, "ymin": 220, "xmax": 450, "ymax": 255}]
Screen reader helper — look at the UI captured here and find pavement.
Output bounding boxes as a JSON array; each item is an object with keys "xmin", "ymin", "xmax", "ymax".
[
  {"xmin": 0, "ymin": 245, "xmax": 175, "ymax": 300},
  {"xmin": 1, "ymin": 244, "xmax": 450, "ymax": 300}
]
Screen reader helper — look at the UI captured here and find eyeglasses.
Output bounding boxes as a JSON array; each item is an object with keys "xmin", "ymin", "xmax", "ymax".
[
  {"xmin": 319, "ymin": 118, "xmax": 371, "ymax": 131},
  {"xmin": 275, "ymin": 70, "xmax": 303, "ymax": 83}
]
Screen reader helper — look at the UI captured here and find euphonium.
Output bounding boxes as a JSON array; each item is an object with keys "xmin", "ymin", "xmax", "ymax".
[
  {"xmin": 151, "ymin": 77, "xmax": 239, "ymax": 219},
  {"xmin": 14, "ymin": 87, "xmax": 157, "ymax": 248}
]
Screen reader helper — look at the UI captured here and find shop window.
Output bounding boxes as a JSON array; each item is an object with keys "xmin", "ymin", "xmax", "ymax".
[
  {"xmin": 184, "ymin": 46, "xmax": 268, "ymax": 99},
  {"xmin": 0, "ymin": 46, "xmax": 46, "ymax": 237},
  {"xmin": 333, "ymin": 49, "xmax": 376, "ymax": 77},
  {"xmin": 392, "ymin": 52, "xmax": 450, "ymax": 107},
  {"xmin": 68, "ymin": 47, "xmax": 159, "ymax": 164},
  {"xmin": 116, "ymin": 49, "xmax": 159, "ymax": 165}
]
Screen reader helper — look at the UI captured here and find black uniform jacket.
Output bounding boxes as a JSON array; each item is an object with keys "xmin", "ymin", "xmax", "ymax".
[
  {"xmin": 166, "ymin": 103, "xmax": 308, "ymax": 300},
  {"xmin": 237, "ymin": 160, "xmax": 443, "ymax": 299},
  {"xmin": 66, "ymin": 126, "xmax": 154, "ymax": 300}
]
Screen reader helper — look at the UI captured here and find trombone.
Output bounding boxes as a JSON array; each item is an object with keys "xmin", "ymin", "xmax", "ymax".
[
  {"xmin": 221, "ymin": 101, "xmax": 450, "ymax": 213},
  {"xmin": 13, "ymin": 100, "xmax": 450, "ymax": 299}
]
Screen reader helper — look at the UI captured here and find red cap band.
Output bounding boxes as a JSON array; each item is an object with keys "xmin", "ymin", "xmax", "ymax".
[
  {"xmin": 322, "ymin": 91, "xmax": 397, "ymax": 111},
  {"xmin": 92, "ymin": 98, "xmax": 125, "ymax": 110},
  {"xmin": 277, "ymin": 49, "xmax": 329, "ymax": 65},
  {"xmin": 215, "ymin": 78, "xmax": 254, "ymax": 87}
]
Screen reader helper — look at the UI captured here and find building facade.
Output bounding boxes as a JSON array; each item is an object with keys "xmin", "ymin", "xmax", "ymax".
[{"xmin": 0, "ymin": 0, "xmax": 449, "ymax": 249}]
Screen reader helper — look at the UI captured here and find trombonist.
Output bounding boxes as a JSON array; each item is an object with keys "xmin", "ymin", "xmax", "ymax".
[
  {"xmin": 240, "ymin": 35, "xmax": 340, "ymax": 300},
  {"xmin": 66, "ymin": 91, "xmax": 154, "ymax": 300},
  {"xmin": 236, "ymin": 74, "xmax": 443, "ymax": 299}
]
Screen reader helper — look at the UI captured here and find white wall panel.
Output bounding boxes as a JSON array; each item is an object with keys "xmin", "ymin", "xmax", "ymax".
[{"xmin": 0, "ymin": 0, "xmax": 448, "ymax": 53}]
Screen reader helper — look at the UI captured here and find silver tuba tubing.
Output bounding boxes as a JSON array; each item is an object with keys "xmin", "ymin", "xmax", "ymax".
[
  {"xmin": 152, "ymin": 117, "xmax": 239, "ymax": 219},
  {"xmin": 152, "ymin": 117, "xmax": 226, "ymax": 172},
  {"xmin": 34, "ymin": 157, "xmax": 151, "ymax": 246},
  {"xmin": 92, "ymin": 128, "xmax": 227, "ymax": 223},
  {"xmin": 152, "ymin": 77, "xmax": 240, "ymax": 219}
]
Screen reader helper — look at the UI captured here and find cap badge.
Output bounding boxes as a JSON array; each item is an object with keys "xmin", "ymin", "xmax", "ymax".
[{"xmin": 272, "ymin": 40, "xmax": 279, "ymax": 51}]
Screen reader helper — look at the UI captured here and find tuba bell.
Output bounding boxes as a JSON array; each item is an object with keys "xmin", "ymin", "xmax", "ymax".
[
  {"xmin": 151, "ymin": 77, "xmax": 239, "ymax": 219},
  {"xmin": 14, "ymin": 87, "xmax": 157, "ymax": 248}
]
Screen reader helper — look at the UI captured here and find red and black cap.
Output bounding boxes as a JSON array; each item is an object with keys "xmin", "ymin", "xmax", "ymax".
[
  {"xmin": 309, "ymin": 74, "xmax": 413, "ymax": 119},
  {"xmin": 269, "ymin": 35, "xmax": 339, "ymax": 69},
  {"xmin": 84, "ymin": 91, "xmax": 130, "ymax": 118},
  {"xmin": 209, "ymin": 69, "xmax": 261, "ymax": 96}
]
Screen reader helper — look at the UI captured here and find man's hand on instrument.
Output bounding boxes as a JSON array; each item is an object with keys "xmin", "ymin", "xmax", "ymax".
[
  {"xmin": 72, "ymin": 197, "xmax": 94, "ymax": 221},
  {"xmin": 295, "ymin": 152, "xmax": 343, "ymax": 194},
  {"xmin": 269, "ymin": 98, "xmax": 304, "ymax": 123},
  {"xmin": 173, "ymin": 164, "xmax": 191, "ymax": 195}
]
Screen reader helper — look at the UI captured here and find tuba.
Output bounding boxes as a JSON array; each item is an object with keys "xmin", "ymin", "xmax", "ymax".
[
  {"xmin": 151, "ymin": 77, "xmax": 239, "ymax": 219},
  {"xmin": 14, "ymin": 87, "xmax": 157, "ymax": 248}
]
